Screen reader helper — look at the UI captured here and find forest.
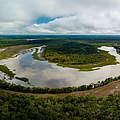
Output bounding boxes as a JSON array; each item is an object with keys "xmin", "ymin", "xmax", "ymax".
[
  {"xmin": 41, "ymin": 42, "xmax": 117, "ymax": 71},
  {"xmin": 0, "ymin": 36, "xmax": 120, "ymax": 94},
  {"xmin": 0, "ymin": 37, "xmax": 117, "ymax": 71},
  {"xmin": 0, "ymin": 91, "xmax": 120, "ymax": 120},
  {"xmin": 1, "ymin": 35, "xmax": 120, "ymax": 119}
]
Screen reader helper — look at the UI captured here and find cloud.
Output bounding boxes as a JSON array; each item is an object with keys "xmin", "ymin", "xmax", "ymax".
[{"xmin": 0, "ymin": 0, "xmax": 120, "ymax": 34}]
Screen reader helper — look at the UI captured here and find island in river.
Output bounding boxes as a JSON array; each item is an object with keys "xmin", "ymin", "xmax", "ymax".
[
  {"xmin": 0, "ymin": 36, "xmax": 120, "ymax": 88},
  {"xmin": 39, "ymin": 42, "xmax": 117, "ymax": 71},
  {"xmin": 0, "ymin": 45, "xmax": 119, "ymax": 88}
]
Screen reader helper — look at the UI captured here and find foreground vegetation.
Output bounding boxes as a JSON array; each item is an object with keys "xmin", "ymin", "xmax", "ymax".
[
  {"xmin": 0, "ymin": 91, "xmax": 120, "ymax": 120},
  {"xmin": 41, "ymin": 42, "xmax": 117, "ymax": 71}
]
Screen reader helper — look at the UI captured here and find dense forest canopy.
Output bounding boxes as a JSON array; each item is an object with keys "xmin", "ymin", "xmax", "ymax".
[
  {"xmin": 47, "ymin": 42, "xmax": 98, "ymax": 54},
  {"xmin": 0, "ymin": 92, "xmax": 120, "ymax": 120},
  {"xmin": 41, "ymin": 41, "xmax": 116, "ymax": 71}
]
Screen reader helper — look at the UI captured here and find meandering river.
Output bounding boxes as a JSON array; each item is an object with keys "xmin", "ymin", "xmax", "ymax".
[{"xmin": 0, "ymin": 46, "xmax": 120, "ymax": 88}]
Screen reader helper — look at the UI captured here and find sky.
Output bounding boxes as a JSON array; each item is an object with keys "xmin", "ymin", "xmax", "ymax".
[{"xmin": 0, "ymin": 0, "xmax": 120, "ymax": 35}]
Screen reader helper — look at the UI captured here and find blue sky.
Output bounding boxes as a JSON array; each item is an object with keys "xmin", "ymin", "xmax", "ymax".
[
  {"xmin": 36, "ymin": 17, "xmax": 55, "ymax": 24},
  {"xmin": 0, "ymin": 0, "xmax": 120, "ymax": 34},
  {"xmin": 36, "ymin": 16, "xmax": 63, "ymax": 24}
]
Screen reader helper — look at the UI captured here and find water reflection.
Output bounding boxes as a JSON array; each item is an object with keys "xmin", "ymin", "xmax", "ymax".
[{"xmin": 0, "ymin": 46, "xmax": 120, "ymax": 88}]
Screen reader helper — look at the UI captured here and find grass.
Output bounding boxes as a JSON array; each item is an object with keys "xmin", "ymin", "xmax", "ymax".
[
  {"xmin": 0, "ymin": 45, "xmax": 33, "ymax": 60},
  {"xmin": 0, "ymin": 65, "xmax": 30, "ymax": 83},
  {"xmin": 0, "ymin": 65, "xmax": 15, "ymax": 79},
  {"xmin": 32, "ymin": 48, "xmax": 45, "ymax": 61},
  {"xmin": 0, "ymin": 45, "xmax": 35, "ymax": 80},
  {"xmin": 58, "ymin": 58, "xmax": 117, "ymax": 71},
  {"xmin": 58, "ymin": 60, "xmax": 117, "ymax": 71}
]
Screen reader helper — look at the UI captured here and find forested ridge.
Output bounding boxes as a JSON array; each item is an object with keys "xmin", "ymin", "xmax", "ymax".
[{"xmin": 0, "ymin": 91, "xmax": 120, "ymax": 120}]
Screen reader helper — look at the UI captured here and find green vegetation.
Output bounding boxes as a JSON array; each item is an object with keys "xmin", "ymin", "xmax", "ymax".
[
  {"xmin": 42, "ymin": 42, "xmax": 117, "ymax": 71},
  {"xmin": 0, "ymin": 75, "xmax": 119, "ymax": 94},
  {"xmin": 0, "ymin": 91, "xmax": 120, "ymax": 120},
  {"xmin": 15, "ymin": 77, "xmax": 29, "ymax": 83},
  {"xmin": 0, "ymin": 65, "xmax": 15, "ymax": 79},
  {"xmin": 114, "ymin": 45, "xmax": 120, "ymax": 54},
  {"xmin": 0, "ymin": 65, "xmax": 29, "ymax": 84},
  {"xmin": 0, "ymin": 45, "xmax": 33, "ymax": 60},
  {"xmin": 32, "ymin": 48, "xmax": 45, "ymax": 61},
  {"xmin": 1, "ymin": 36, "xmax": 120, "ymax": 119},
  {"xmin": 0, "ymin": 36, "xmax": 118, "ymax": 69},
  {"xmin": 0, "ymin": 65, "xmax": 30, "ymax": 84}
]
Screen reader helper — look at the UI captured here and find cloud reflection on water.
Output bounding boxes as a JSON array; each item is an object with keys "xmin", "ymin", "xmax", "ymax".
[{"xmin": 1, "ymin": 46, "xmax": 120, "ymax": 88}]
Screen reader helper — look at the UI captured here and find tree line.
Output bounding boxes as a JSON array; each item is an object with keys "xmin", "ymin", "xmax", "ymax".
[{"xmin": 0, "ymin": 76, "xmax": 120, "ymax": 94}]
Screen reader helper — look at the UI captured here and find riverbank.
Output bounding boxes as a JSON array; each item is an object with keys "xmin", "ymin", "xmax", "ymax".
[
  {"xmin": 0, "ymin": 44, "xmax": 118, "ymax": 72},
  {"xmin": 58, "ymin": 46, "xmax": 119, "ymax": 71},
  {"xmin": 1, "ymin": 45, "xmax": 120, "ymax": 88},
  {"xmin": 0, "ymin": 80, "xmax": 120, "ymax": 98},
  {"xmin": 41, "ymin": 43, "xmax": 117, "ymax": 71},
  {"xmin": 0, "ymin": 45, "xmax": 33, "ymax": 60},
  {"xmin": 43, "ymin": 51, "xmax": 117, "ymax": 71},
  {"xmin": 32, "ymin": 46, "xmax": 46, "ymax": 61}
]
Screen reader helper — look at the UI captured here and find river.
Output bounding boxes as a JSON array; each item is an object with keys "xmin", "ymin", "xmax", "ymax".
[{"xmin": 0, "ymin": 46, "xmax": 120, "ymax": 88}]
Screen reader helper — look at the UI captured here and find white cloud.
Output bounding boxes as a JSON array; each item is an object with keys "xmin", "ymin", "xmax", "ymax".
[{"xmin": 1, "ymin": 0, "xmax": 120, "ymax": 34}]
